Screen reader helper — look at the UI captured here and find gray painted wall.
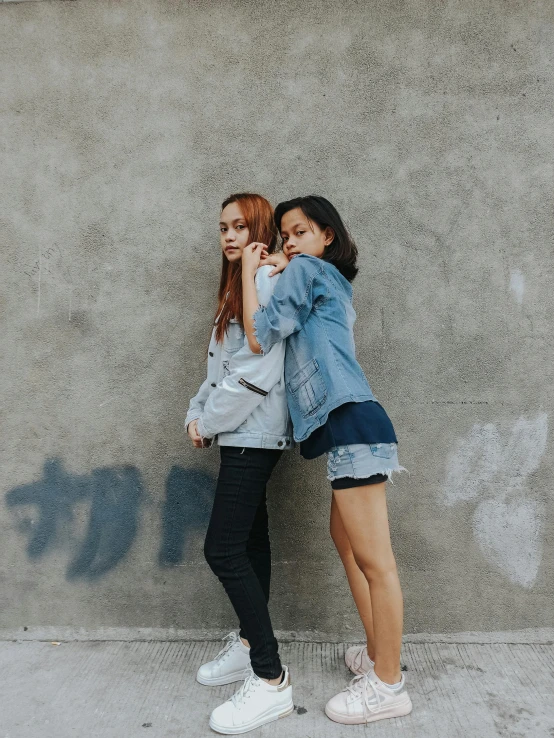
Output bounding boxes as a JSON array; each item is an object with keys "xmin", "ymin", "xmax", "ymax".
[{"xmin": 1, "ymin": 0, "xmax": 553, "ymax": 639}]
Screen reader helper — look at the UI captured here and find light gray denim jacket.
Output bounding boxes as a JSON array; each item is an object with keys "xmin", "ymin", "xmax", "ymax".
[{"xmin": 185, "ymin": 265, "xmax": 294, "ymax": 450}]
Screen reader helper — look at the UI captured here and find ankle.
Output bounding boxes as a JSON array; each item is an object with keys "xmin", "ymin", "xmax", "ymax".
[
  {"xmin": 261, "ymin": 671, "xmax": 283, "ymax": 686},
  {"xmin": 240, "ymin": 637, "xmax": 250, "ymax": 648},
  {"xmin": 374, "ymin": 666, "xmax": 401, "ymax": 686}
]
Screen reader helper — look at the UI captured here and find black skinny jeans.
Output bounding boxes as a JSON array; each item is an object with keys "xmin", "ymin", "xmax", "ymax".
[{"xmin": 204, "ymin": 446, "xmax": 283, "ymax": 680}]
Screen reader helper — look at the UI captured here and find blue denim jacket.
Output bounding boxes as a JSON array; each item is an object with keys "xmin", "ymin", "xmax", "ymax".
[{"xmin": 253, "ymin": 254, "xmax": 376, "ymax": 442}]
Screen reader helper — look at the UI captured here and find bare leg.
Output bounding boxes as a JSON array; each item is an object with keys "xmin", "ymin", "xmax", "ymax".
[
  {"xmin": 332, "ymin": 483, "xmax": 403, "ymax": 685},
  {"xmin": 330, "ymin": 496, "xmax": 375, "ymax": 659}
]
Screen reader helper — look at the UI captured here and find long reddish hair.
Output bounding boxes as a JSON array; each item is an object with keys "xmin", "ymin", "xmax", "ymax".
[{"xmin": 214, "ymin": 193, "xmax": 278, "ymax": 343}]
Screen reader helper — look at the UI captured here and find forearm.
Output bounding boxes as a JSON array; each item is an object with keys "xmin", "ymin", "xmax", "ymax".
[
  {"xmin": 184, "ymin": 376, "xmax": 212, "ymax": 428},
  {"xmin": 242, "ymin": 270, "xmax": 263, "ymax": 353}
]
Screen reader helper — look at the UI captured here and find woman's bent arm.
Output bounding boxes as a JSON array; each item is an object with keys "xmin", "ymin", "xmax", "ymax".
[
  {"xmin": 242, "ymin": 248, "xmax": 324, "ymax": 355},
  {"xmin": 196, "ymin": 339, "xmax": 286, "ymax": 438},
  {"xmin": 184, "ymin": 365, "xmax": 214, "ymax": 430}
]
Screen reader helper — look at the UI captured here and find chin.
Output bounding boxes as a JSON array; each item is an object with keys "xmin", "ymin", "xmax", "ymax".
[{"xmin": 224, "ymin": 252, "xmax": 242, "ymax": 263}]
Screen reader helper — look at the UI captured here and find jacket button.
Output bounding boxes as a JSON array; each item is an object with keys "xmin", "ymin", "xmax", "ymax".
[
  {"xmin": 211, "ymin": 382, "xmax": 216, "ymax": 387},
  {"xmin": 209, "ymin": 352, "xmax": 214, "ymax": 357},
  {"xmin": 278, "ymin": 441, "xmax": 283, "ymax": 447}
]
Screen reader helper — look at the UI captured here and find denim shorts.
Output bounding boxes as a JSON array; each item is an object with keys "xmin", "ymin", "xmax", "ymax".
[{"xmin": 326, "ymin": 443, "xmax": 405, "ymax": 489}]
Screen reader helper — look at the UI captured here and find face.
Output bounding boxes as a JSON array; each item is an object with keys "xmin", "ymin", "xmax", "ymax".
[
  {"xmin": 219, "ymin": 201, "xmax": 250, "ymax": 263},
  {"xmin": 280, "ymin": 207, "xmax": 334, "ymax": 260}
]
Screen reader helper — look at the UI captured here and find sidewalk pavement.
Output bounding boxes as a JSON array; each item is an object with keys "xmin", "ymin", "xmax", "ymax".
[{"xmin": 2, "ymin": 638, "xmax": 553, "ymax": 737}]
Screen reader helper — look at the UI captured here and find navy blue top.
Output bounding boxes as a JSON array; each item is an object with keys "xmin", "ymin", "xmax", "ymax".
[{"xmin": 300, "ymin": 401, "xmax": 398, "ymax": 460}]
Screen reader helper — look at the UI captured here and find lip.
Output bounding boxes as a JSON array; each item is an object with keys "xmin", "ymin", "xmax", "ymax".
[
  {"xmin": 288, "ymin": 252, "xmax": 300, "ymax": 258},
  {"xmin": 225, "ymin": 246, "xmax": 239, "ymax": 252}
]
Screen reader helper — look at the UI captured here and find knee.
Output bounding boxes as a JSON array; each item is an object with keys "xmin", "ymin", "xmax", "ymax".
[
  {"xmin": 204, "ymin": 535, "xmax": 226, "ymax": 574},
  {"xmin": 354, "ymin": 553, "xmax": 397, "ymax": 584}
]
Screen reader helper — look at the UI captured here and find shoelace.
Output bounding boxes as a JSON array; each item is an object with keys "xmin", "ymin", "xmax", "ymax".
[
  {"xmin": 345, "ymin": 674, "xmax": 382, "ymax": 720},
  {"xmin": 231, "ymin": 666, "xmax": 256, "ymax": 707},
  {"xmin": 214, "ymin": 632, "xmax": 239, "ymax": 663}
]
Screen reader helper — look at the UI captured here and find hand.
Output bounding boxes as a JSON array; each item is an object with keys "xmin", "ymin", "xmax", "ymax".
[
  {"xmin": 187, "ymin": 419, "xmax": 205, "ymax": 448},
  {"xmin": 242, "ymin": 242, "xmax": 266, "ymax": 277},
  {"xmin": 260, "ymin": 250, "xmax": 290, "ymax": 277}
]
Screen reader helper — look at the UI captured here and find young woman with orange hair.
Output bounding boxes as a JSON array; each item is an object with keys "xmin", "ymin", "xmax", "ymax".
[{"xmin": 185, "ymin": 193, "xmax": 294, "ymax": 734}]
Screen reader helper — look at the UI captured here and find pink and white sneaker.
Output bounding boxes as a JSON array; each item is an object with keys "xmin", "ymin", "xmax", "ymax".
[
  {"xmin": 325, "ymin": 669, "xmax": 412, "ymax": 725},
  {"xmin": 344, "ymin": 644, "xmax": 375, "ymax": 675}
]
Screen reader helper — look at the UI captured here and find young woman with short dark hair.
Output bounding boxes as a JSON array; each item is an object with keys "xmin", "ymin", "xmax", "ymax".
[{"xmin": 241, "ymin": 195, "xmax": 412, "ymax": 726}]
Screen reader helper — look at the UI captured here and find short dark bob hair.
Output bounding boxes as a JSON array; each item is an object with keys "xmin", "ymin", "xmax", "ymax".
[{"xmin": 274, "ymin": 195, "xmax": 358, "ymax": 282}]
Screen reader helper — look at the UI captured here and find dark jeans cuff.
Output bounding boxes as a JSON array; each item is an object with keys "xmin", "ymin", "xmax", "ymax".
[{"xmin": 252, "ymin": 662, "xmax": 283, "ymax": 680}]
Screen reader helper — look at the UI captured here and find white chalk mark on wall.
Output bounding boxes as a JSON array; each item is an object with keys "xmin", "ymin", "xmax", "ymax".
[
  {"xmin": 443, "ymin": 413, "xmax": 548, "ymax": 588},
  {"xmin": 509, "ymin": 269, "xmax": 525, "ymax": 304}
]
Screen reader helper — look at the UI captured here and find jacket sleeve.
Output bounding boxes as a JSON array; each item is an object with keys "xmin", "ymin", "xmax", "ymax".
[
  {"xmin": 184, "ymin": 373, "xmax": 212, "ymax": 431},
  {"xmin": 252, "ymin": 255, "xmax": 324, "ymax": 355},
  {"xmin": 185, "ymin": 325, "xmax": 217, "ymax": 430},
  {"xmin": 196, "ymin": 266, "xmax": 286, "ymax": 439}
]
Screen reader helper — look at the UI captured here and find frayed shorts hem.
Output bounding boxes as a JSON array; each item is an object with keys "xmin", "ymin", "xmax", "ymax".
[
  {"xmin": 328, "ymin": 466, "xmax": 408, "ymax": 489},
  {"xmin": 326, "ymin": 443, "xmax": 406, "ymax": 485}
]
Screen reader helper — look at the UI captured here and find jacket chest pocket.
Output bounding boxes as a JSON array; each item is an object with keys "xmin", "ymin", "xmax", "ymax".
[
  {"xmin": 225, "ymin": 322, "xmax": 245, "ymax": 354},
  {"xmin": 287, "ymin": 359, "xmax": 327, "ymax": 418}
]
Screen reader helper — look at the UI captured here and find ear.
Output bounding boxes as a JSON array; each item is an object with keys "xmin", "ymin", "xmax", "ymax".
[{"xmin": 324, "ymin": 227, "xmax": 335, "ymax": 247}]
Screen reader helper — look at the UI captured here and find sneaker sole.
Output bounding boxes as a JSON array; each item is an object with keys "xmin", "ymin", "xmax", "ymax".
[
  {"xmin": 325, "ymin": 695, "xmax": 413, "ymax": 725},
  {"xmin": 196, "ymin": 669, "xmax": 251, "ymax": 687},
  {"xmin": 209, "ymin": 700, "xmax": 294, "ymax": 734}
]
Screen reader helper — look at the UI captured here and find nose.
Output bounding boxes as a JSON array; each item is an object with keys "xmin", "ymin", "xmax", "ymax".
[{"xmin": 225, "ymin": 231, "xmax": 235, "ymax": 243}]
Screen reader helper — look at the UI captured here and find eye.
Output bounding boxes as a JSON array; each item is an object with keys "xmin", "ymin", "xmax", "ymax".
[
  {"xmin": 236, "ymin": 224, "xmax": 246, "ymax": 230},
  {"xmin": 282, "ymin": 235, "xmax": 289, "ymax": 241},
  {"xmin": 296, "ymin": 230, "xmax": 305, "ymax": 236},
  {"xmin": 220, "ymin": 227, "xmax": 227, "ymax": 233}
]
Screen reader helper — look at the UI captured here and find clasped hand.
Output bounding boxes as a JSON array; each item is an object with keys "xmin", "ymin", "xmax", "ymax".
[
  {"xmin": 187, "ymin": 419, "xmax": 209, "ymax": 448},
  {"xmin": 242, "ymin": 243, "xmax": 290, "ymax": 277}
]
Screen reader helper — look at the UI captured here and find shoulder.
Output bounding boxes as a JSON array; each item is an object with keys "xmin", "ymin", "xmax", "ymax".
[
  {"xmin": 285, "ymin": 254, "xmax": 324, "ymax": 281},
  {"xmin": 255, "ymin": 264, "xmax": 280, "ymax": 306},
  {"xmin": 291, "ymin": 254, "xmax": 323, "ymax": 270}
]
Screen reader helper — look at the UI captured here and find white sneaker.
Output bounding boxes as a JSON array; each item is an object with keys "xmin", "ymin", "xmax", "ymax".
[
  {"xmin": 196, "ymin": 632, "xmax": 251, "ymax": 686},
  {"xmin": 209, "ymin": 665, "xmax": 294, "ymax": 735},
  {"xmin": 344, "ymin": 644, "xmax": 374, "ymax": 675},
  {"xmin": 325, "ymin": 669, "xmax": 412, "ymax": 725}
]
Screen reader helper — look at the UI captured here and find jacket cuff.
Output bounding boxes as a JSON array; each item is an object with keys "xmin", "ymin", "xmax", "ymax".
[
  {"xmin": 184, "ymin": 413, "xmax": 201, "ymax": 431},
  {"xmin": 196, "ymin": 416, "xmax": 214, "ymax": 440}
]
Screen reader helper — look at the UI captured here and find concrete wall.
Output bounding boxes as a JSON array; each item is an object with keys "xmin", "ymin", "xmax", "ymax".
[{"xmin": 1, "ymin": 0, "xmax": 553, "ymax": 639}]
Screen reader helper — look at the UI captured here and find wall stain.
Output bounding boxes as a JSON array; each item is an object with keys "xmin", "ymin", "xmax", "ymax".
[
  {"xmin": 7, "ymin": 460, "xmax": 217, "ymax": 576},
  {"xmin": 7, "ymin": 458, "xmax": 143, "ymax": 580},
  {"xmin": 442, "ymin": 413, "xmax": 548, "ymax": 588},
  {"xmin": 158, "ymin": 466, "xmax": 216, "ymax": 566}
]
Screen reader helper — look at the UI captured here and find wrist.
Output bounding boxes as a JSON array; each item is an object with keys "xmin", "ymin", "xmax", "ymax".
[{"xmin": 196, "ymin": 416, "xmax": 213, "ymax": 440}]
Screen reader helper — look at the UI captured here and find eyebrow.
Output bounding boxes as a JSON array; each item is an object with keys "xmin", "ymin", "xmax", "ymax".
[
  {"xmin": 219, "ymin": 218, "xmax": 247, "ymax": 226},
  {"xmin": 281, "ymin": 222, "xmax": 307, "ymax": 233}
]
